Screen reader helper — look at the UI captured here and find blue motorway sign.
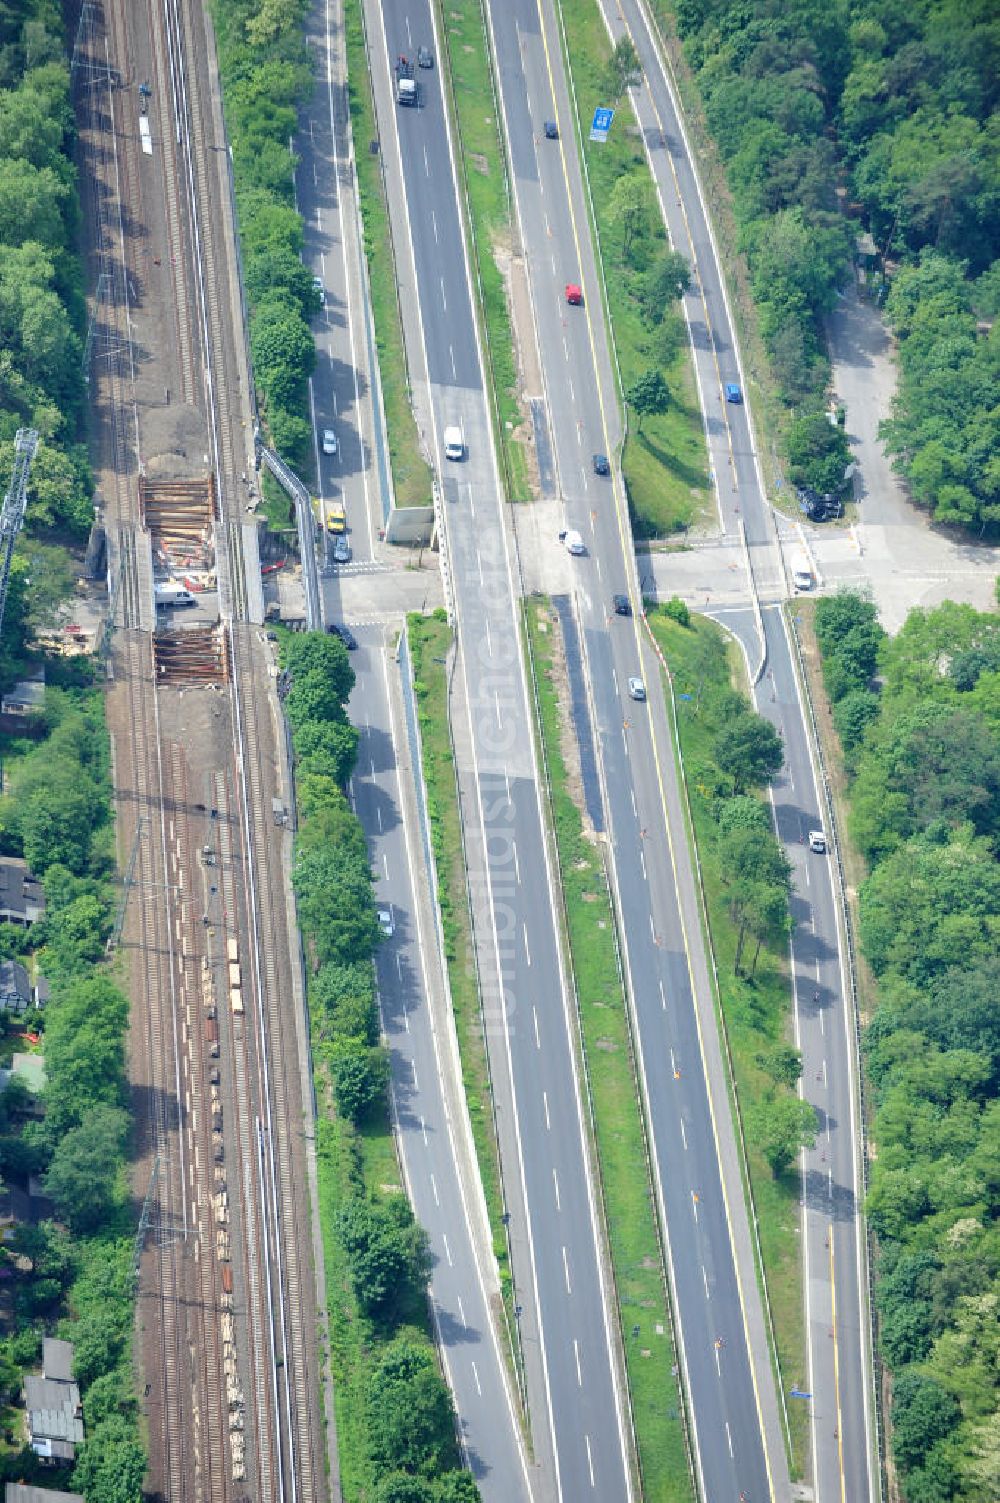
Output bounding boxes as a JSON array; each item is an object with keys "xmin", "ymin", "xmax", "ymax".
[{"xmin": 589, "ymin": 106, "xmax": 614, "ymax": 143}]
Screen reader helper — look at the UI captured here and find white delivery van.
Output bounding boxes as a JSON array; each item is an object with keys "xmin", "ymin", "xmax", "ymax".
[
  {"xmin": 789, "ymin": 547, "xmax": 813, "ymax": 590},
  {"xmin": 155, "ymin": 581, "xmax": 197, "ymax": 608},
  {"xmin": 443, "ymin": 425, "xmax": 465, "ymax": 461}
]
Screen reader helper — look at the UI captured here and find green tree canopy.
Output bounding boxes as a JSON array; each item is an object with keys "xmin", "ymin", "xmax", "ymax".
[
  {"xmin": 713, "ymin": 712, "xmax": 783, "ymax": 793},
  {"xmin": 335, "ymin": 1198, "xmax": 432, "ymax": 1325},
  {"xmin": 626, "ymin": 369, "xmax": 670, "ymax": 431},
  {"xmin": 44, "ymin": 1104, "xmax": 128, "ymax": 1234},
  {"xmin": 367, "ymin": 1338, "xmax": 457, "ymax": 1478}
]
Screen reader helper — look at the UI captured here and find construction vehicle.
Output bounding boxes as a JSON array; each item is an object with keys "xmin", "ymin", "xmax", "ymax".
[{"xmin": 395, "ymin": 55, "xmax": 416, "ymax": 106}]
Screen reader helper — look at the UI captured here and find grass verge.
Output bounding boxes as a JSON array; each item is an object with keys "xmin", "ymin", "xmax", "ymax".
[
  {"xmin": 406, "ymin": 613, "xmax": 519, "ymax": 1359},
  {"xmin": 524, "ymin": 596, "xmax": 694, "ymax": 1500},
  {"xmin": 344, "ymin": 0, "xmax": 433, "ymax": 508},
  {"xmin": 646, "ymin": 608, "xmax": 807, "ymax": 1474},
  {"xmin": 556, "ymin": 0, "xmax": 710, "ymax": 536},
  {"xmin": 437, "ymin": 0, "xmax": 530, "ymax": 501}
]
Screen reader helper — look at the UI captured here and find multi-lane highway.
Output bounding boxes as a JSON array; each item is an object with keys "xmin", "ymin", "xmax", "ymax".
[
  {"xmin": 361, "ymin": 0, "xmax": 637, "ymax": 1493},
  {"xmin": 293, "ymin": 6, "xmax": 532, "ymax": 1498},
  {"xmin": 481, "ymin": 0, "xmax": 790, "ymax": 1496},
  {"xmin": 588, "ymin": 1, "xmax": 878, "ymax": 1496}
]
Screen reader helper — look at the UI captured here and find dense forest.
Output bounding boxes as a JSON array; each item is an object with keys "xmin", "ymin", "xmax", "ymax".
[
  {"xmin": 817, "ymin": 592, "xmax": 1000, "ymax": 1502},
  {"xmin": 667, "ymin": 0, "xmax": 1000, "ymax": 528},
  {"xmin": 0, "ymin": 0, "xmax": 95, "ymax": 687}
]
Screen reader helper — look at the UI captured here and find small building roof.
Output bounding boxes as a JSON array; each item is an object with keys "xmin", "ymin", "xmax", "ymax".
[
  {"xmin": 6, "ymin": 1486, "xmax": 85, "ymax": 1503},
  {"xmin": 0, "ymin": 961, "xmax": 31, "ymax": 1001},
  {"xmin": 10, "ymin": 1053, "xmax": 46, "ymax": 1094},
  {"xmin": 0, "ymin": 859, "xmax": 45, "ymax": 923},
  {"xmin": 43, "ymin": 1339, "xmax": 74, "ymax": 1384},
  {"xmin": 1, "ymin": 674, "xmax": 45, "ymax": 715}
]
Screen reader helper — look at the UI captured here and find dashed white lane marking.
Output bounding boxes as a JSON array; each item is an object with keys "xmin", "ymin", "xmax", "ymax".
[
  {"xmin": 440, "ymin": 277, "xmax": 447, "ymax": 312},
  {"xmin": 472, "ymin": 1361, "xmax": 482, "ymax": 1396},
  {"xmin": 585, "ymin": 1434, "xmax": 595, "ymax": 1487},
  {"xmin": 533, "ymin": 1007, "xmax": 541, "ymax": 1048},
  {"xmin": 423, "ymin": 144, "xmax": 430, "ymax": 175},
  {"xmin": 680, "ymin": 1118, "xmax": 688, "ymax": 1149},
  {"xmin": 431, "ymin": 210, "xmax": 438, "ymax": 242},
  {"xmin": 552, "ymin": 1167, "xmax": 561, "ymax": 1210},
  {"xmin": 512, "ymin": 839, "xmax": 520, "ymax": 883},
  {"xmin": 543, "ymin": 1090, "xmax": 551, "ymax": 1129},
  {"xmin": 726, "ymin": 1421, "xmax": 733, "ymax": 1457},
  {"xmin": 457, "ymin": 1294, "xmax": 467, "ymax": 1326},
  {"xmin": 411, "ymin": 1060, "xmax": 419, "ymax": 1091},
  {"xmin": 523, "ymin": 923, "xmax": 531, "ymax": 967},
  {"xmin": 420, "ymin": 1115, "xmax": 428, "ymax": 1146},
  {"xmin": 574, "ymin": 1338, "xmax": 583, "ymax": 1386},
  {"xmin": 702, "ymin": 1265, "xmax": 710, "ymax": 1299},
  {"xmin": 562, "ymin": 1246, "xmax": 572, "ymax": 1295},
  {"xmin": 430, "ymin": 1173, "xmax": 439, "ymax": 1206},
  {"xmin": 640, "ymin": 848, "xmax": 646, "ymax": 881},
  {"xmin": 443, "ymin": 1234, "xmax": 453, "ymax": 1266}
]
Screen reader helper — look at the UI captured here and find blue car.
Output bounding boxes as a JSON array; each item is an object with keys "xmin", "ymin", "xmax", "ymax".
[{"xmin": 725, "ymin": 382, "xmax": 743, "ymax": 404}]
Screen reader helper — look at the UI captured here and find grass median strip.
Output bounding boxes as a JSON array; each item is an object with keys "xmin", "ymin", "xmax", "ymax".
[
  {"xmin": 524, "ymin": 596, "xmax": 694, "ymax": 1501},
  {"xmin": 406, "ymin": 612, "xmax": 521, "ymax": 1371},
  {"xmin": 647, "ymin": 608, "xmax": 808, "ymax": 1475},
  {"xmin": 344, "ymin": 0, "xmax": 432, "ymax": 508},
  {"xmin": 438, "ymin": 0, "xmax": 530, "ymax": 501},
  {"xmin": 555, "ymin": 0, "xmax": 711, "ymax": 536}
]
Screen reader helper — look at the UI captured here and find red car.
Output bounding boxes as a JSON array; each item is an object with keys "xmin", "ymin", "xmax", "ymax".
[{"xmin": 565, "ymin": 283, "xmax": 583, "ymax": 305}]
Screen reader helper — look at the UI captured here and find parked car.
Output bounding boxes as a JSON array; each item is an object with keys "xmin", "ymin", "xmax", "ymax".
[
  {"xmin": 592, "ymin": 452, "xmax": 610, "ymax": 475},
  {"xmin": 565, "ymin": 283, "xmax": 583, "ymax": 305}
]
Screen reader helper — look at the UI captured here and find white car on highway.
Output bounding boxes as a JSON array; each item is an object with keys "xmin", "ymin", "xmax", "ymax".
[
  {"xmin": 322, "ymin": 427, "xmax": 338, "ymax": 456},
  {"xmin": 377, "ymin": 906, "xmax": 395, "ymax": 938}
]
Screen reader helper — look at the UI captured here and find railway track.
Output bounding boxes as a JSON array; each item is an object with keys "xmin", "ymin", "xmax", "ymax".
[{"xmin": 73, "ymin": 0, "xmax": 326, "ymax": 1497}]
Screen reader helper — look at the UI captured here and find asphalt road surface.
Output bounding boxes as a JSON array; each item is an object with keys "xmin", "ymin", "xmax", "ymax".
[
  {"xmin": 590, "ymin": 0, "xmax": 877, "ymax": 1495},
  {"xmin": 364, "ymin": 0, "xmax": 635, "ymax": 1494},
  {"xmin": 346, "ymin": 626, "xmax": 531, "ymax": 1500},
  {"xmin": 484, "ymin": 0, "xmax": 790, "ymax": 1496}
]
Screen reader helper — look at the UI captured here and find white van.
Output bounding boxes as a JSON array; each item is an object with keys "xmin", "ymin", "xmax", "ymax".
[
  {"xmin": 155, "ymin": 581, "xmax": 197, "ymax": 608},
  {"xmin": 789, "ymin": 547, "xmax": 813, "ymax": 591},
  {"xmin": 443, "ymin": 425, "xmax": 465, "ymax": 461},
  {"xmin": 564, "ymin": 529, "xmax": 586, "ymax": 556}
]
